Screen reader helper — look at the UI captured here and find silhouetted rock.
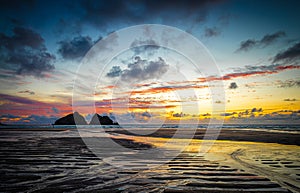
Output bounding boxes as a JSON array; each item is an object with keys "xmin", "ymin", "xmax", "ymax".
[
  {"xmin": 54, "ymin": 112, "xmax": 87, "ymax": 125},
  {"xmin": 89, "ymin": 114, "xmax": 118, "ymax": 125}
]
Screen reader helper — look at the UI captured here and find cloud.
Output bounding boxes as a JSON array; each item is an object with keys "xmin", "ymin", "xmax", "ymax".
[
  {"xmin": 141, "ymin": 111, "xmax": 152, "ymax": 118},
  {"xmin": 0, "ymin": 93, "xmax": 46, "ymax": 105},
  {"xmin": 128, "ymin": 84, "xmax": 208, "ymax": 95},
  {"xmin": 92, "ymin": 97, "xmax": 177, "ymax": 112},
  {"xmin": 129, "ymin": 111, "xmax": 152, "ymax": 122},
  {"xmin": 106, "ymin": 66, "xmax": 122, "ymax": 78},
  {"xmin": 122, "ymin": 62, "xmax": 299, "ymax": 96},
  {"xmin": 0, "ymin": 27, "xmax": 44, "ymax": 50},
  {"xmin": 117, "ymin": 62, "xmax": 300, "ymax": 97},
  {"xmin": 220, "ymin": 112, "xmax": 236, "ymax": 116},
  {"xmin": 130, "ymin": 39, "xmax": 160, "ymax": 55},
  {"xmin": 0, "ymin": 114, "xmax": 20, "ymax": 119},
  {"xmin": 225, "ymin": 108, "xmax": 300, "ymax": 122},
  {"xmin": 236, "ymin": 31, "xmax": 285, "ymax": 52},
  {"xmin": 0, "ymin": 114, "xmax": 58, "ymax": 124},
  {"xmin": 58, "ymin": 35, "xmax": 94, "ymax": 60},
  {"xmin": 0, "ymin": 93, "xmax": 72, "ymax": 117},
  {"xmin": 236, "ymin": 39, "xmax": 257, "ymax": 52},
  {"xmin": 110, "ymin": 111, "xmax": 156, "ymax": 123},
  {"xmin": 283, "ymin": 98, "xmax": 297, "ymax": 102},
  {"xmin": 251, "ymin": 107, "xmax": 262, "ymax": 113},
  {"xmin": 0, "ymin": 27, "xmax": 55, "ymax": 78},
  {"xmin": 229, "ymin": 82, "xmax": 238, "ymax": 89},
  {"xmin": 23, "ymin": 114, "xmax": 58, "ymax": 124},
  {"xmin": 260, "ymin": 31, "xmax": 286, "ymax": 46},
  {"xmin": 18, "ymin": 90, "xmax": 35, "ymax": 95},
  {"xmin": 260, "ymin": 111, "xmax": 300, "ymax": 121},
  {"xmin": 173, "ymin": 112, "xmax": 189, "ymax": 117},
  {"xmin": 204, "ymin": 27, "xmax": 221, "ymax": 37},
  {"xmin": 231, "ymin": 108, "xmax": 263, "ymax": 118},
  {"xmin": 218, "ymin": 64, "xmax": 300, "ymax": 82},
  {"xmin": 276, "ymin": 80, "xmax": 300, "ymax": 88},
  {"xmin": 273, "ymin": 42, "xmax": 300, "ymax": 63},
  {"xmin": 106, "ymin": 56, "xmax": 169, "ymax": 83}
]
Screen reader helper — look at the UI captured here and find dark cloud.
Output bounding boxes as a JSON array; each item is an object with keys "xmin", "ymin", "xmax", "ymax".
[
  {"xmin": 58, "ymin": 35, "xmax": 94, "ymax": 60},
  {"xmin": 0, "ymin": 27, "xmax": 55, "ymax": 78},
  {"xmin": 236, "ymin": 31, "xmax": 285, "ymax": 52},
  {"xmin": 260, "ymin": 31, "xmax": 285, "ymax": 46},
  {"xmin": 201, "ymin": 113, "xmax": 211, "ymax": 117},
  {"xmin": 276, "ymin": 80, "xmax": 300, "ymax": 88},
  {"xmin": 130, "ymin": 39, "xmax": 160, "ymax": 56},
  {"xmin": 283, "ymin": 98, "xmax": 297, "ymax": 101},
  {"xmin": 106, "ymin": 66, "xmax": 122, "ymax": 78},
  {"xmin": 237, "ymin": 108, "xmax": 263, "ymax": 117},
  {"xmin": 18, "ymin": 90, "xmax": 35, "ymax": 95},
  {"xmin": 123, "ymin": 57, "xmax": 169, "ymax": 81},
  {"xmin": 173, "ymin": 112, "xmax": 189, "ymax": 117},
  {"xmin": 236, "ymin": 39, "xmax": 257, "ymax": 52},
  {"xmin": 278, "ymin": 110, "xmax": 300, "ymax": 113},
  {"xmin": 242, "ymin": 64, "xmax": 280, "ymax": 72},
  {"xmin": 251, "ymin": 107, "xmax": 262, "ymax": 113},
  {"xmin": 80, "ymin": 0, "xmax": 223, "ymax": 29},
  {"xmin": 0, "ymin": 27, "xmax": 44, "ymax": 50},
  {"xmin": 273, "ymin": 42, "xmax": 300, "ymax": 63},
  {"xmin": 141, "ymin": 111, "xmax": 151, "ymax": 118},
  {"xmin": 229, "ymin": 82, "xmax": 238, "ymax": 89},
  {"xmin": 204, "ymin": 27, "xmax": 221, "ymax": 37},
  {"xmin": 220, "ymin": 112, "xmax": 236, "ymax": 116},
  {"xmin": 7, "ymin": 51, "xmax": 55, "ymax": 77},
  {"xmin": 106, "ymin": 56, "xmax": 169, "ymax": 83}
]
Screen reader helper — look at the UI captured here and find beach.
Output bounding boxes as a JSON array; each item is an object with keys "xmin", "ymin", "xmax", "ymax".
[{"xmin": 0, "ymin": 127, "xmax": 299, "ymax": 193}]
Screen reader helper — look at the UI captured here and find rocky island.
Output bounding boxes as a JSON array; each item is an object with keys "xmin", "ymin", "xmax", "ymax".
[
  {"xmin": 54, "ymin": 112, "xmax": 118, "ymax": 125},
  {"xmin": 89, "ymin": 114, "xmax": 118, "ymax": 125}
]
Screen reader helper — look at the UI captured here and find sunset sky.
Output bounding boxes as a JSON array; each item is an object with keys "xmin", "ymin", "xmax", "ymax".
[{"xmin": 0, "ymin": 0, "xmax": 299, "ymax": 124}]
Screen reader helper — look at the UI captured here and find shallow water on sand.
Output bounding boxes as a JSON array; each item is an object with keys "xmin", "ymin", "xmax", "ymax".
[{"xmin": 0, "ymin": 128, "xmax": 299, "ymax": 193}]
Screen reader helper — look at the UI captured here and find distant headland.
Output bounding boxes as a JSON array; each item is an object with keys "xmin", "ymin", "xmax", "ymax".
[{"xmin": 54, "ymin": 112, "xmax": 118, "ymax": 125}]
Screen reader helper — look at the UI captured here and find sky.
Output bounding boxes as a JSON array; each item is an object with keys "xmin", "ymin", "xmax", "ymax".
[{"xmin": 0, "ymin": 0, "xmax": 299, "ymax": 124}]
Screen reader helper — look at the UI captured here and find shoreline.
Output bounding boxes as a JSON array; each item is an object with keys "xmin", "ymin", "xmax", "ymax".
[
  {"xmin": 0, "ymin": 126, "xmax": 299, "ymax": 146},
  {"xmin": 108, "ymin": 128, "xmax": 300, "ymax": 146}
]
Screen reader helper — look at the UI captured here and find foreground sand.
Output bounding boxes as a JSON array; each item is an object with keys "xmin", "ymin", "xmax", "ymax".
[
  {"xmin": 0, "ymin": 128, "xmax": 299, "ymax": 192},
  {"xmin": 132, "ymin": 136, "xmax": 300, "ymax": 192}
]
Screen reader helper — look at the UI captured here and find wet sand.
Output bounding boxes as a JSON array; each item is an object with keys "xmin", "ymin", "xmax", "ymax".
[
  {"xmin": 0, "ymin": 128, "xmax": 299, "ymax": 193},
  {"xmin": 109, "ymin": 128, "xmax": 300, "ymax": 146}
]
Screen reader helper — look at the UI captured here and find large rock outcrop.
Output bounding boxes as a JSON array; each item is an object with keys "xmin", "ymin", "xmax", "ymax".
[
  {"xmin": 54, "ymin": 112, "xmax": 87, "ymax": 125},
  {"xmin": 89, "ymin": 114, "xmax": 118, "ymax": 125}
]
